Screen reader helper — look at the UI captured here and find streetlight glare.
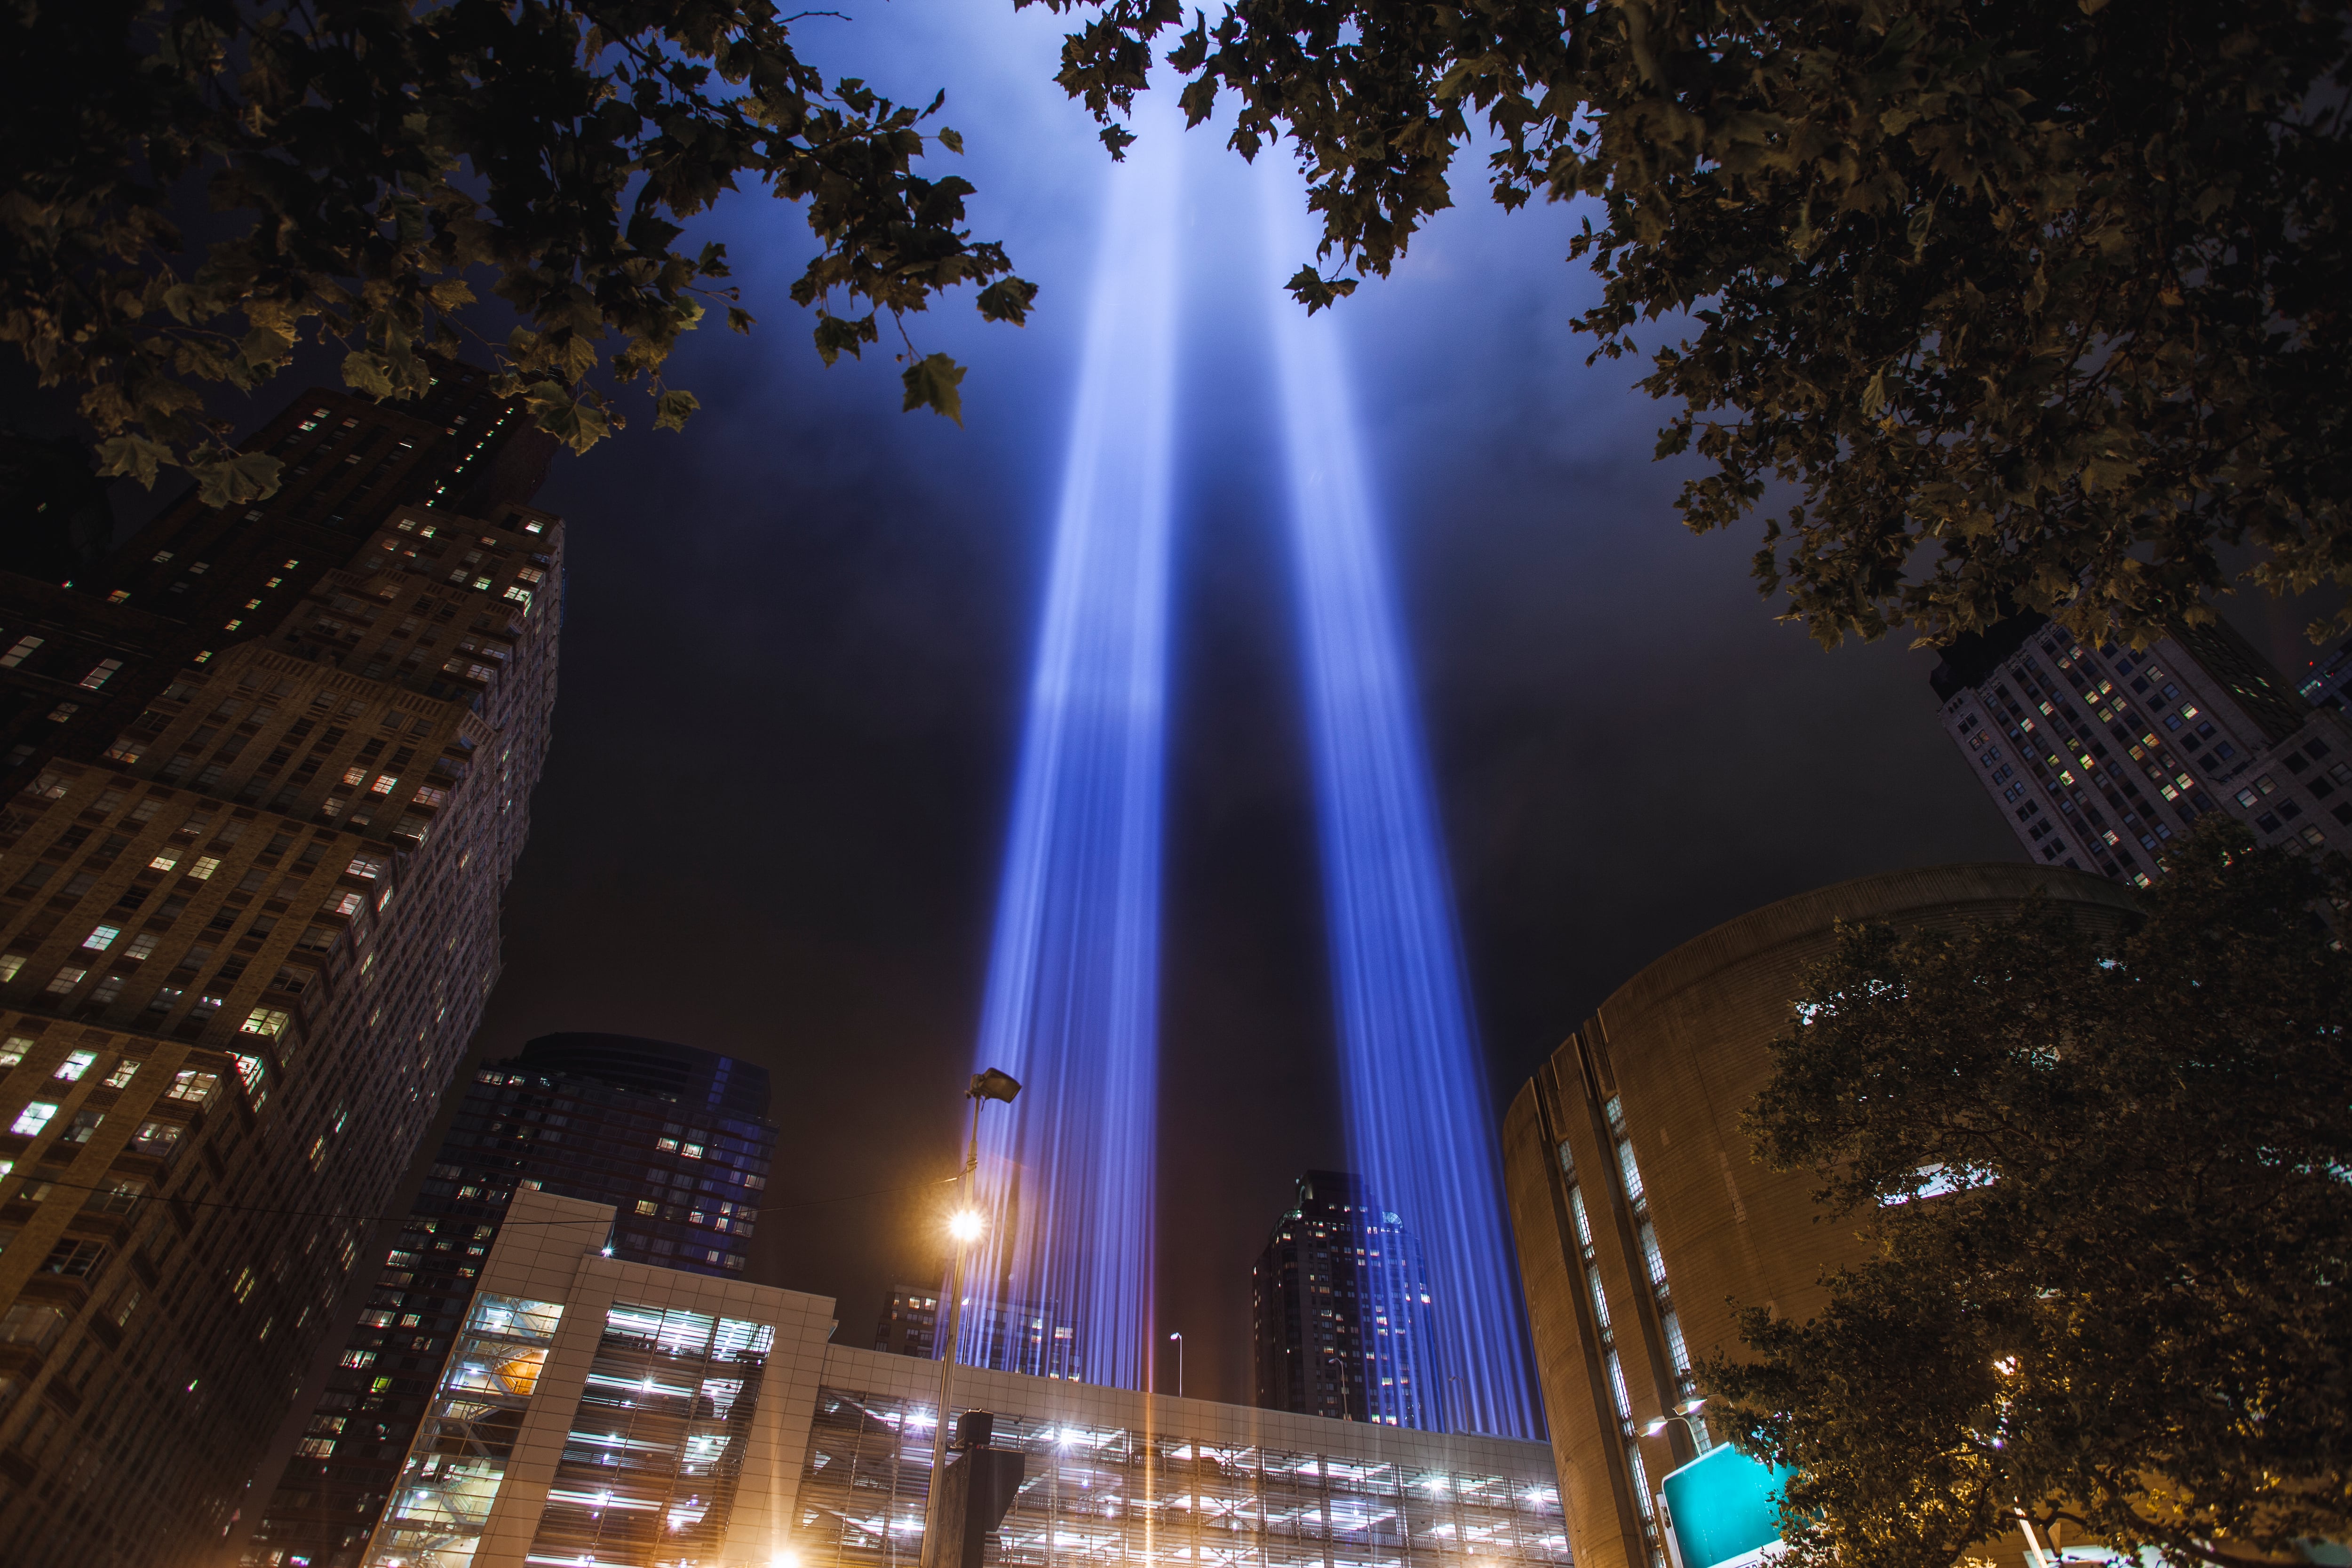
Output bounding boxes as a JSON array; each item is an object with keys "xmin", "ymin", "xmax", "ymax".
[
  {"xmin": 1643, "ymin": 1419, "xmax": 1668, "ymax": 1436},
  {"xmin": 948, "ymin": 1209, "xmax": 985, "ymax": 1242}
]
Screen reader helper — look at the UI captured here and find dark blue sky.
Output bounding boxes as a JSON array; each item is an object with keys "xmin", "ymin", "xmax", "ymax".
[{"xmin": 450, "ymin": 1, "xmax": 2038, "ymax": 1404}]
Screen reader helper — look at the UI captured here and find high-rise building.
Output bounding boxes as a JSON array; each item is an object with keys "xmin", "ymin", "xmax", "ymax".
[
  {"xmin": 877, "ymin": 1281, "xmax": 1084, "ymax": 1381},
  {"xmin": 0, "ymin": 366, "xmax": 563, "ymax": 1567},
  {"xmin": 1931, "ymin": 612, "xmax": 2352, "ymax": 882},
  {"xmin": 1500, "ymin": 865, "xmax": 2138, "ymax": 1568},
  {"xmin": 247, "ymin": 1034, "xmax": 778, "ymax": 1568},
  {"xmin": 875, "ymin": 1282, "xmax": 942, "ymax": 1359},
  {"xmin": 1251, "ymin": 1170, "xmax": 1438, "ymax": 1430},
  {"xmin": 359, "ymin": 1187, "xmax": 1566, "ymax": 1568},
  {"xmin": 2294, "ymin": 634, "xmax": 2352, "ymax": 713}
]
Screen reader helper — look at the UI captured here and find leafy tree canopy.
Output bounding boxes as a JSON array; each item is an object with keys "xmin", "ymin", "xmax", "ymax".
[
  {"xmin": 2, "ymin": 0, "xmax": 1037, "ymax": 507},
  {"xmin": 1033, "ymin": 0, "xmax": 2352, "ymax": 649},
  {"xmin": 1705, "ymin": 823, "xmax": 2351, "ymax": 1568}
]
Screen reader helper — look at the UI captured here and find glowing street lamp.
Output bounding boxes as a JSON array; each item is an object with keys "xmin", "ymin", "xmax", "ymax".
[
  {"xmin": 1643, "ymin": 1399, "xmax": 1709, "ymax": 1444},
  {"xmin": 922, "ymin": 1068, "xmax": 1021, "ymax": 1568}
]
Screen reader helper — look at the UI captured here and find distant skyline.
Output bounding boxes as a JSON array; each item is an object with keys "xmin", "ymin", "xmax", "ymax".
[{"xmin": 13, "ymin": 0, "xmax": 2336, "ymax": 1412}]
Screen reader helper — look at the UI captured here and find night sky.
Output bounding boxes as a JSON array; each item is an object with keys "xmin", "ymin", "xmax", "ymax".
[
  {"xmin": 460, "ymin": 0, "xmax": 2028, "ymax": 1407},
  {"xmin": 34, "ymin": 3, "xmax": 2321, "ymax": 1410}
]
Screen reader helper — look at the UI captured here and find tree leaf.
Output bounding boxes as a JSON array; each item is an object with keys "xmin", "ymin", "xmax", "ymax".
[
  {"xmin": 341, "ymin": 350, "xmax": 394, "ymax": 398},
  {"xmin": 191, "ymin": 450, "xmax": 284, "ymax": 507},
  {"xmin": 900, "ymin": 351, "xmax": 966, "ymax": 424},
  {"xmin": 95, "ymin": 434, "xmax": 171, "ymax": 489}
]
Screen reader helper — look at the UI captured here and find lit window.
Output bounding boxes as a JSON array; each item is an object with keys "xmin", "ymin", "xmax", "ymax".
[
  {"xmin": 79, "ymin": 659, "xmax": 125, "ymax": 690},
  {"xmin": 131, "ymin": 1120, "xmax": 183, "ymax": 1154},
  {"xmin": 241, "ymin": 1008, "xmax": 290, "ymax": 1040},
  {"xmin": 0, "ymin": 1037, "xmax": 32, "ymax": 1068},
  {"xmin": 0, "ymin": 636, "xmax": 43, "ymax": 667},
  {"xmin": 103, "ymin": 1059, "xmax": 141, "ymax": 1088},
  {"xmin": 44, "ymin": 966, "xmax": 87, "ymax": 995},
  {"xmin": 81, "ymin": 925, "xmax": 121, "ymax": 952},
  {"xmin": 166, "ymin": 1069, "xmax": 220, "ymax": 1104},
  {"xmin": 635, "ymin": 1200, "xmax": 658, "ymax": 1216},
  {"xmin": 53, "ymin": 1050, "xmax": 97, "ymax": 1082},
  {"xmin": 189, "ymin": 857, "xmax": 220, "ymax": 880},
  {"xmin": 10, "ymin": 1101, "xmax": 58, "ymax": 1136}
]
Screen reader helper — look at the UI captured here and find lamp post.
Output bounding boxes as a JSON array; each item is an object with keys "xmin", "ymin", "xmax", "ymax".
[
  {"xmin": 1166, "ymin": 1332, "xmax": 1184, "ymax": 1399},
  {"xmin": 922, "ymin": 1068, "xmax": 1021, "ymax": 1568},
  {"xmin": 1641, "ymin": 1399, "xmax": 1711, "ymax": 1460}
]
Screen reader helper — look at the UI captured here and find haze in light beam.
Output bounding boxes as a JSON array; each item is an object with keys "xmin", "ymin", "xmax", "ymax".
[
  {"xmin": 1260, "ymin": 167, "xmax": 1543, "ymax": 1438},
  {"xmin": 960, "ymin": 117, "xmax": 1182, "ymax": 1391}
]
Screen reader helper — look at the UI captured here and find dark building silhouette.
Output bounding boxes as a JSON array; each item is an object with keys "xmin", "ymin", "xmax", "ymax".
[
  {"xmin": 1932, "ymin": 612, "xmax": 2352, "ymax": 880},
  {"xmin": 0, "ymin": 431, "xmax": 115, "ymax": 588},
  {"xmin": 0, "ymin": 366, "xmax": 562, "ymax": 1568},
  {"xmin": 244, "ymin": 1034, "xmax": 777, "ymax": 1568},
  {"xmin": 1252, "ymin": 1170, "xmax": 1438, "ymax": 1429},
  {"xmin": 875, "ymin": 1280, "xmax": 941, "ymax": 1359},
  {"xmin": 875, "ymin": 1280, "xmax": 1082, "ymax": 1381}
]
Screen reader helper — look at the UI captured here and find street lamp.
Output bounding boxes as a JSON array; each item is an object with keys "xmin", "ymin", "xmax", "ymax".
[
  {"xmin": 1166, "ymin": 1332, "xmax": 1184, "ymax": 1399},
  {"xmin": 1642, "ymin": 1399, "xmax": 1710, "ymax": 1449},
  {"xmin": 922, "ymin": 1068, "xmax": 1021, "ymax": 1568}
]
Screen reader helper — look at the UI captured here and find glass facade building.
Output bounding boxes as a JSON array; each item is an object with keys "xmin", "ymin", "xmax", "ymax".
[
  {"xmin": 248, "ymin": 1035, "xmax": 777, "ymax": 1568},
  {"xmin": 797, "ymin": 1374, "xmax": 1566, "ymax": 1568},
  {"xmin": 360, "ymin": 1188, "xmax": 1565, "ymax": 1568},
  {"xmin": 1251, "ymin": 1171, "xmax": 1439, "ymax": 1429}
]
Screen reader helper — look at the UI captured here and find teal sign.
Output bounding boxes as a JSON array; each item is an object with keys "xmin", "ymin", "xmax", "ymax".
[{"xmin": 1658, "ymin": 1446, "xmax": 1795, "ymax": 1568}]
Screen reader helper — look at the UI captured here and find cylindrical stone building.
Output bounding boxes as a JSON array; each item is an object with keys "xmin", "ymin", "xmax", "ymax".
[{"xmin": 1501, "ymin": 863, "xmax": 2139, "ymax": 1568}]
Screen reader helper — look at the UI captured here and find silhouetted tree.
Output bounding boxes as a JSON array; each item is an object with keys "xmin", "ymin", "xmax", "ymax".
[
  {"xmin": 1705, "ymin": 821, "xmax": 2351, "ymax": 1568},
  {"xmin": 2, "ymin": 0, "xmax": 1035, "ymax": 505},
  {"xmin": 1033, "ymin": 0, "xmax": 2352, "ymax": 649}
]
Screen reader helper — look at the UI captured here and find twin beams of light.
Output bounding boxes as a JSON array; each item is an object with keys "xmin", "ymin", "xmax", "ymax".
[{"xmin": 963, "ymin": 138, "xmax": 1539, "ymax": 1439}]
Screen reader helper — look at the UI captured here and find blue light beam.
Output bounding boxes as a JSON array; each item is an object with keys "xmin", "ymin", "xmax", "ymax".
[
  {"xmin": 960, "ymin": 119, "xmax": 1182, "ymax": 1392},
  {"xmin": 1260, "ymin": 168, "xmax": 1543, "ymax": 1438}
]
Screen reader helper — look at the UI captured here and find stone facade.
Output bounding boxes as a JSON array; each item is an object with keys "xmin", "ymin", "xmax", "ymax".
[
  {"xmin": 0, "ymin": 369, "xmax": 562, "ymax": 1565},
  {"xmin": 1501, "ymin": 865, "xmax": 2139, "ymax": 1568}
]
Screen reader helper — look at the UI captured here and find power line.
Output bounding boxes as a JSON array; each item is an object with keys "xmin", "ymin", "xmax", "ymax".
[{"xmin": 0, "ymin": 1170, "xmax": 958, "ymax": 1227}]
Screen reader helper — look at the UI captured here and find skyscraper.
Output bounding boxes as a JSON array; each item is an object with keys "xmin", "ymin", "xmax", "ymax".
[
  {"xmin": 246, "ymin": 1033, "xmax": 778, "ymax": 1568},
  {"xmin": 1250, "ymin": 1170, "xmax": 1438, "ymax": 1429},
  {"xmin": 1931, "ymin": 612, "xmax": 2352, "ymax": 882},
  {"xmin": 876, "ymin": 1280, "xmax": 1082, "ymax": 1380},
  {"xmin": 875, "ymin": 1282, "xmax": 942, "ymax": 1360},
  {"xmin": 0, "ymin": 366, "xmax": 562, "ymax": 1567}
]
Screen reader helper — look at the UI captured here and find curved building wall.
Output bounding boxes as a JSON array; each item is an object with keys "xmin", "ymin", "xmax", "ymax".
[{"xmin": 1501, "ymin": 863, "xmax": 2140, "ymax": 1568}]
